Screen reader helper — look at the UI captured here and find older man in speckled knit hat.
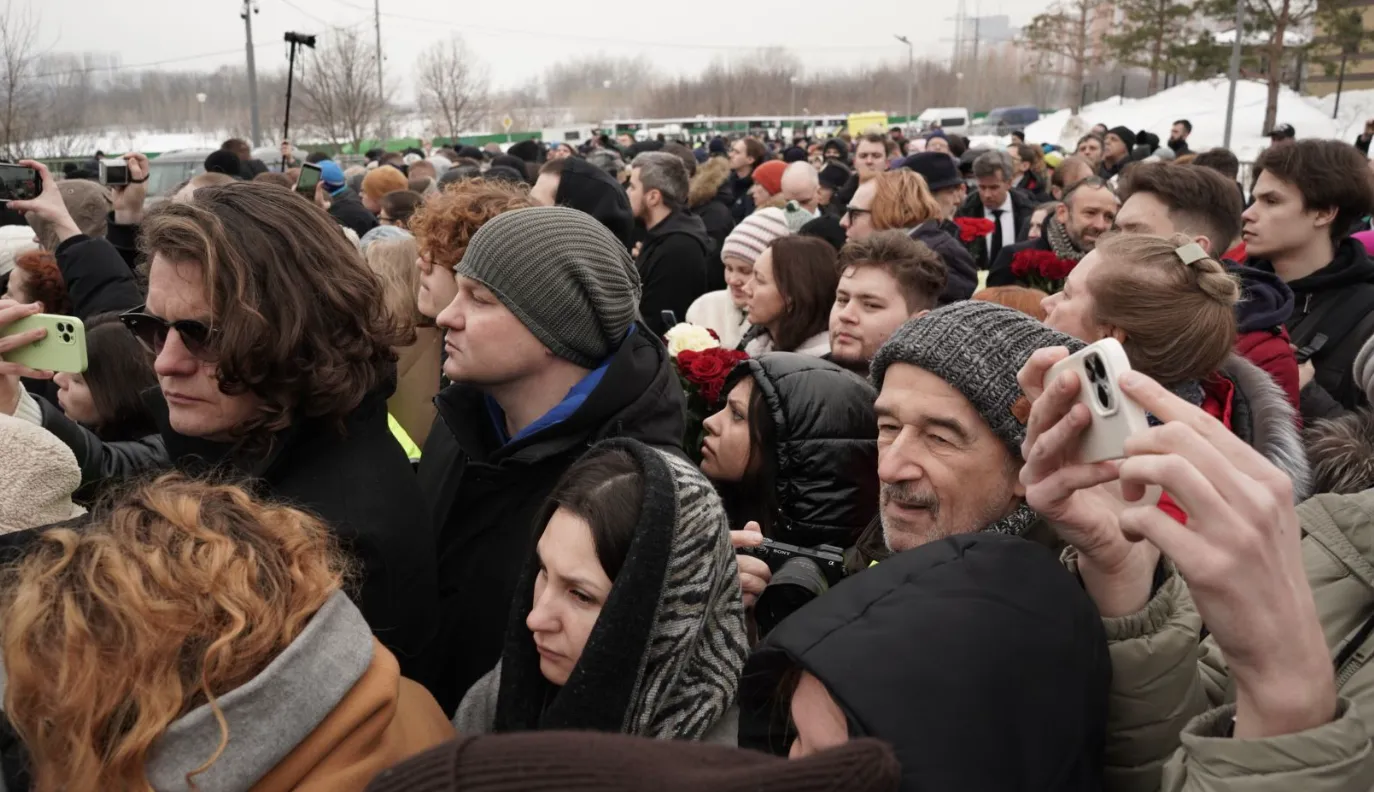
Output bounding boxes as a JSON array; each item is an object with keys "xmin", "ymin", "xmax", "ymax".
[
  {"xmin": 419, "ymin": 205, "xmax": 688, "ymax": 717},
  {"xmin": 852, "ymin": 300, "xmax": 1083, "ymax": 565}
]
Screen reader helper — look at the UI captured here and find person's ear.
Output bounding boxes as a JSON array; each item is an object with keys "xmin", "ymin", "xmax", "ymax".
[
  {"xmin": 1056, "ymin": 202, "xmax": 1070, "ymax": 225},
  {"xmin": 911, "ymin": 308, "xmax": 931, "ymax": 320},
  {"xmin": 1108, "ymin": 325, "xmax": 1128, "ymax": 345},
  {"xmin": 1194, "ymin": 234, "xmax": 1213, "ymax": 255},
  {"xmin": 1312, "ymin": 205, "xmax": 1339, "ymax": 231}
]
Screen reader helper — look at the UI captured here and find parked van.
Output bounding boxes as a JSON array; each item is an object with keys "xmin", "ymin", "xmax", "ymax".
[
  {"xmin": 982, "ymin": 106, "xmax": 1040, "ymax": 133},
  {"xmin": 915, "ymin": 107, "xmax": 971, "ymax": 137}
]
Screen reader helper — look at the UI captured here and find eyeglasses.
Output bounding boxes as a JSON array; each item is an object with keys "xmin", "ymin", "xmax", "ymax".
[
  {"xmin": 845, "ymin": 207, "xmax": 872, "ymax": 223},
  {"xmin": 120, "ymin": 306, "xmax": 218, "ymax": 359}
]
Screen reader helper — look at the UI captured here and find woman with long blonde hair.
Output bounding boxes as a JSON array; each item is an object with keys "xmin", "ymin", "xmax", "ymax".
[{"xmin": 0, "ymin": 475, "xmax": 453, "ymax": 791}]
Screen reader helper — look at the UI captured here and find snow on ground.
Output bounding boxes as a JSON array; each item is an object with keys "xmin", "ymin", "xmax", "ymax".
[
  {"xmin": 28, "ymin": 130, "xmax": 225, "ymax": 158},
  {"xmin": 1024, "ymin": 78, "xmax": 1340, "ymax": 162},
  {"xmin": 1307, "ymin": 88, "xmax": 1374, "ymax": 144}
]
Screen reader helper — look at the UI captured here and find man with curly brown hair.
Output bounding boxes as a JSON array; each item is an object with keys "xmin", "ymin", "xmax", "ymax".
[{"xmin": 0, "ymin": 170, "xmax": 441, "ymax": 691}]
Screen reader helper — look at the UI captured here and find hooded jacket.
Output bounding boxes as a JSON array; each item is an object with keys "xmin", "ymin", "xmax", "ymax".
[
  {"xmin": 453, "ymin": 439, "xmax": 747, "ymax": 744},
  {"xmin": 689, "ymin": 156, "xmax": 737, "ymax": 293},
  {"xmin": 1072, "ymin": 490, "xmax": 1374, "ymax": 792},
  {"xmin": 1227, "ymin": 263, "xmax": 1299, "ymax": 412},
  {"xmin": 143, "ymin": 591, "xmax": 453, "ymax": 792},
  {"xmin": 1251, "ymin": 238, "xmax": 1374, "ymax": 414},
  {"xmin": 907, "ymin": 219, "xmax": 977, "ymax": 304},
  {"xmin": 1214, "ymin": 355, "xmax": 1311, "ymax": 500},
  {"xmin": 417, "ymin": 329, "xmax": 686, "ymax": 717},
  {"xmin": 29, "ymin": 385, "xmax": 440, "ymax": 691},
  {"xmin": 554, "ymin": 157, "xmax": 635, "ymax": 251},
  {"xmin": 636, "ymin": 211, "xmax": 712, "ymax": 337},
  {"xmin": 739, "ymin": 532, "xmax": 1111, "ymax": 791},
  {"xmin": 722, "ymin": 354, "xmax": 877, "ymax": 548},
  {"xmin": 328, "ymin": 188, "xmax": 379, "ymax": 239}
]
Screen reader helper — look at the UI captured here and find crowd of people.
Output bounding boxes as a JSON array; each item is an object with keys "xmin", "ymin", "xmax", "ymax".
[{"xmin": 0, "ymin": 112, "xmax": 1372, "ymax": 791}]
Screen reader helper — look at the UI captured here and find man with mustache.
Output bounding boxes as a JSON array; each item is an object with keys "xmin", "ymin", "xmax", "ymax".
[{"xmin": 859, "ymin": 300, "xmax": 1081, "ymax": 559}]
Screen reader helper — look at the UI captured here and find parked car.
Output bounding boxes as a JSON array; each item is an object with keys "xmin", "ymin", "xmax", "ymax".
[
  {"xmin": 915, "ymin": 107, "xmax": 971, "ymax": 137},
  {"xmin": 982, "ymin": 106, "xmax": 1040, "ymax": 134},
  {"xmin": 143, "ymin": 149, "xmax": 214, "ymax": 208}
]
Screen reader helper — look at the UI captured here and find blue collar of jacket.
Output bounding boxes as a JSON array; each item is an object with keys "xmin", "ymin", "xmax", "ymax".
[{"xmin": 485, "ymin": 326, "xmax": 633, "ymax": 446}]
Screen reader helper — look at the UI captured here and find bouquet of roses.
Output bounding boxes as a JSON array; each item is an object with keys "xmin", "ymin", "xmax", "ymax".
[
  {"xmin": 952, "ymin": 216, "xmax": 996, "ymax": 260},
  {"xmin": 1010, "ymin": 248, "xmax": 1077, "ymax": 293},
  {"xmin": 664, "ymin": 323, "xmax": 749, "ymax": 462}
]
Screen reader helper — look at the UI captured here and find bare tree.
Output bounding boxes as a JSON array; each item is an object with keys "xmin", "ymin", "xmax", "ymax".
[
  {"xmin": 415, "ymin": 35, "xmax": 489, "ymax": 141},
  {"xmin": 1021, "ymin": 0, "xmax": 1108, "ymax": 113},
  {"xmin": 0, "ymin": 0, "xmax": 40, "ymax": 159},
  {"xmin": 294, "ymin": 27, "xmax": 384, "ymax": 153}
]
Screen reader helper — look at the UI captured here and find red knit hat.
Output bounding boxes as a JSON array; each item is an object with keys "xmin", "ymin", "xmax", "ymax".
[
  {"xmin": 752, "ymin": 160, "xmax": 787, "ymax": 196},
  {"xmin": 365, "ymin": 732, "xmax": 900, "ymax": 792}
]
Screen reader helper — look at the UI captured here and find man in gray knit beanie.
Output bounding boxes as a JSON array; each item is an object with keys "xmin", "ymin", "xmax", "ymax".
[
  {"xmin": 454, "ymin": 206, "xmax": 641, "ymax": 368},
  {"xmin": 865, "ymin": 300, "xmax": 1081, "ymax": 557}
]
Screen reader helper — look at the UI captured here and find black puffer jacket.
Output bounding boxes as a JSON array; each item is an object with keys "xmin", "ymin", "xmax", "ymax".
[
  {"xmin": 739, "ymin": 532, "xmax": 1111, "ymax": 791},
  {"xmin": 724, "ymin": 353, "xmax": 877, "ymax": 548}
]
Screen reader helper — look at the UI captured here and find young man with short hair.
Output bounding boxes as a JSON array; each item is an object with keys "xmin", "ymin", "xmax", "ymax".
[
  {"xmin": 629, "ymin": 152, "xmax": 711, "ymax": 335},
  {"xmin": 955, "ymin": 150, "xmax": 1036, "ymax": 269},
  {"xmin": 420, "ymin": 206, "xmax": 685, "ymax": 714},
  {"xmin": 1244, "ymin": 139, "xmax": 1374, "ymax": 414},
  {"xmin": 1169, "ymin": 118, "xmax": 1193, "ymax": 155},
  {"xmin": 1116, "ymin": 161, "xmax": 1300, "ymax": 409},
  {"xmin": 1076, "ymin": 134, "xmax": 1105, "ymax": 166},
  {"xmin": 828, "ymin": 231, "xmax": 947, "ymax": 375},
  {"xmin": 728, "ymin": 136, "xmax": 768, "ymax": 221},
  {"xmin": 1099, "ymin": 126, "xmax": 1136, "ymax": 179},
  {"xmin": 835, "ymin": 133, "xmax": 890, "ymax": 208},
  {"xmin": 988, "ymin": 178, "xmax": 1118, "ymax": 287}
]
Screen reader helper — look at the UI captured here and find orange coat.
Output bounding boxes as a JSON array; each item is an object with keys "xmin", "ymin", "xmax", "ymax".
[{"xmin": 252, "ymin": 639, "xmax": 454, "ymax": 791}]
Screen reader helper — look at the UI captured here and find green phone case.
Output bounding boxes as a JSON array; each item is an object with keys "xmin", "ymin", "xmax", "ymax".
[{"xmin": 1, "ymin": 314, "xmax": 88, "ymax": 373}]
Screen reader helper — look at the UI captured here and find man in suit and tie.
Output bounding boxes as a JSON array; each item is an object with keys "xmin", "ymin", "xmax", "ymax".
[{"xmin": 955, "ymin": 151, "xmax": 1036, "ymax": 271}]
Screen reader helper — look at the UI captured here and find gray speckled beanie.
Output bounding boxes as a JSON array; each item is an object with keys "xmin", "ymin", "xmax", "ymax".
[
  {"xmin": 456, "ymin": 206, "xmax": 642, "ymax": 368},
  {"xmin": 870, "ymin": 300, "xmax": 1083, "ymax": 456}
]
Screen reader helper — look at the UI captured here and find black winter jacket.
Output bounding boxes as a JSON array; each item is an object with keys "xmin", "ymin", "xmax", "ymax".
[
  {"xmin": 1252, "ymin": 238, "xmax": 1374, "ymax": 414},
  {"xmin": 54, "ymin": 234, "xmax": 143, "ymax": 318},
  {"xmin": 739, "ymin": 532, "xmax": 1111, "ymax": 791},
  {"xmin": 417, "ymin": 328, "xmax": 686, "ymax": 716},
  {"xmin": 987, "ymin": 234, "xmax": 1052, "ymax": 288},
  {"xmin": 908, "ymin": 219, "xmax": 977, "ymax": 304},
  {"xmin": 723, "ymin": 353, "xmax": 877, "ymax": 548},
  {"xmin": 328, "ymin": 188, "xmax": 379, "ymax": 238},
  {"xmin": 954, "ymin": 187, "xmax": 1036, "ymax": 270},
  {"xmin": 728, "ymin": 171, "xmax": 755, "ymax": 222},
  {"xmin": 33, "ymin": 386, "xmax": 440, "ymax": 688},
  {"xmin": 636, "ymin": 211, "xmax": 711, "ymax": 336}
]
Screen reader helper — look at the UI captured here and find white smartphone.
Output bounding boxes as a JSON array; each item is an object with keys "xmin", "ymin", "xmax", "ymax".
[{"xmin": 1044, "ymin": 337, "xmax": 1149, "ymax": 464}]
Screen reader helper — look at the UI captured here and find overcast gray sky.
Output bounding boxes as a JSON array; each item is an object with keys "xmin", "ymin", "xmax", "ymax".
[{"xmin": 34, "ymin": 0, "xmax": 1055, "ymax": 92}]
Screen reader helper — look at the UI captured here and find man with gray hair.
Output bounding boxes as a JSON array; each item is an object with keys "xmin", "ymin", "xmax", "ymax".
[
  {"xmin": 781, "ymin": 161, "xmax": 821, "ymax": 215},
  {"xmin": 629, "ymin": 151, "xmax": 712, "ymax": 335},
  {"xmin": 955, "ymin": 149, "xmax": 1036, "ymax": 270}
]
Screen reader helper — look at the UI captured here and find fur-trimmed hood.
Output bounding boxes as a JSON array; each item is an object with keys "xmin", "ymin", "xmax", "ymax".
[
  {"xmin": 1221, "ymin": 354, "xmax": 1311, "ymax": 501},
  {"xmin": 689, "ymin": 155, "xmax": 732, "ymax": 210}
]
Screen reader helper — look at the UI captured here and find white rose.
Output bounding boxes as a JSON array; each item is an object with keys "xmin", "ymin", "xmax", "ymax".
[{"xmin": 664, "ymin": 323, "xmax": 720, "ymax": 357}]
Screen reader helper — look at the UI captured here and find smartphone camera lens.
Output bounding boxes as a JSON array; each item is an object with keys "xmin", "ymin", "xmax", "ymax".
[
  {"xmin": 61, "ymin": 332, "xmax": 71, "ymax": 343},
  {"xmin": 1096, "ymin": 383, "xmax": 1113, "ymax": 410},
  {"xmin": 1087, "ymin": 353, "xmax": 1107, "ymax": 382}
]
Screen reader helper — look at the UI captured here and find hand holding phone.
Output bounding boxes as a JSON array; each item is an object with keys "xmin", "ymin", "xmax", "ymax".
[
  {"xmin": 1043, "ymin": 338, "xmax": 1149, "ymax": 463},
  {"xmin": 295, "ymin": 162, "xmax": 323, "ymax": 198},
  {"xmin": 0, "ymin": 312, "xmax": 87, "ymax": 373}
]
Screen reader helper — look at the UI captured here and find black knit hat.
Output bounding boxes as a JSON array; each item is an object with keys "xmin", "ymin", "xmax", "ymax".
[
  {"xmin": 1106, "ymin": 126, "xmax": 1137, "ymax": 151},
  {"xmin": 818, "ymin": 162, "xmax": 851, "ymax": 191},
  {"xmin": 783, "ymin": 146, "xmax": 809, "ymax": 163},
  {"xmin": 364, "ymin": 732, "xmax": 901, "ymax": 792},
  {"xmin": 507, "ymin": 139, "xmax": 543, "ymax": 163},
  {"xmin": 708, "ymin": 137, "xmax": 728, "ymax": 155},
  {"xmin": 901, "ymin": 152, "xmax": 963, "ymax": 193}
]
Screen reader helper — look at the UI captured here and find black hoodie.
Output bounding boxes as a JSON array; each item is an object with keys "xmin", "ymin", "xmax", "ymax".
[
  {"xmin": 1252, "ymin": 237, "xmax": 1374, "ymax": 410},
  {"xmin": 554, "ymin": 157, "xmax": 635, "ymax": 251},
  {"xmin": 417, "ymin": 328, "xmax": 686, "ymax": 715},
  {"xmin": 636, "ymin": 211, "xmax": 712, "ymax": 336},
  {"xmin": 739, "ymin": 532, "xmax": 1110, "ymax": 791}
]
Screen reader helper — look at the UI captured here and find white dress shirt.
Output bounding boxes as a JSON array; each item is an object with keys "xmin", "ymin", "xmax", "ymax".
[{"xmin": 984, "ymin": 192, "xmax": 1016, "ymax": 260}]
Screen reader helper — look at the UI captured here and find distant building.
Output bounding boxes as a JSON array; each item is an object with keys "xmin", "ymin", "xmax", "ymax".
[{"xmin": 1308, "ymin": 0, "xmax": 1374, "ymax": 97}]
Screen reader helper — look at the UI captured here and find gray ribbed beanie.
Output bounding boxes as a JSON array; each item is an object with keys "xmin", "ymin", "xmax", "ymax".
[
  {"xmin": 456, "ymin": 206, "xmax": 642, "ymax": 368},
  {"xmin": 870, "ymin": 301, "xmax": 1083, "ymax": 455}
]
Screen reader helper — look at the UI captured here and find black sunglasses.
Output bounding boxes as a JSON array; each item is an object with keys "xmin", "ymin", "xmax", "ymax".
[{"xmin": 119, "ymin": 306, "xmax": 218, "ymax": 359}]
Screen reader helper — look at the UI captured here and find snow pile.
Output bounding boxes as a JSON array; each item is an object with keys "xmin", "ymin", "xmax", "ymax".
[
  {"xmin": 1307, "ymin": 88, "xmax": 1374, "ymax": 144},
  {"xmin": 1024, "ymin": 78, "xmax": 1340, "ymax": 162},
  {"xmin": 26, "ymin": 131, "xmax": 226, "ymax": 158}
]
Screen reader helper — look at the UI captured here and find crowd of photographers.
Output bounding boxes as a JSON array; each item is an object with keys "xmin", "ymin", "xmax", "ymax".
[{"xmin": 0, "ymin": 116, "xmax": 1372, "ymax": 790}]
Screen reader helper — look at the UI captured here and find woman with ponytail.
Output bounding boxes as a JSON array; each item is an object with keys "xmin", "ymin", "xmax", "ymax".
[{"xmin": 1042, "ymin": 232, "xmax": 1311, "ymax": 500}]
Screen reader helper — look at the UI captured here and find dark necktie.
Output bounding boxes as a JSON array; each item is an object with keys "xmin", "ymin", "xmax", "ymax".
[{"xmin": 990, "ymin": 208, "xmax": 1005, "ymax": 262}]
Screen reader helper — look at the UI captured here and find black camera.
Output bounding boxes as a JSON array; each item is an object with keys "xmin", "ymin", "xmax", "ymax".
[{"xmin": 737, "ymin": 539, "xmax": 848, "ymax": 637}]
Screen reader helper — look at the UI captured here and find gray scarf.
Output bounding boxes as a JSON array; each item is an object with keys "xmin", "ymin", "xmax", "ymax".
[{"xmin": 1045, "ymin": 215, "xmax": 1088, "ymax": 262}]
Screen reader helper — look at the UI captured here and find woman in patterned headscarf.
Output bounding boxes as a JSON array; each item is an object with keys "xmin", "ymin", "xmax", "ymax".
[{"xmin": 453, "ymin": 438, "xmax": 748, "ymax": 744}]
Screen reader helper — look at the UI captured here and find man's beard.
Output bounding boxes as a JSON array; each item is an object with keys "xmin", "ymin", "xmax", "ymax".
[{"xmin": 879, "ymin": 481, "xmax": 948, "ymax": 552}]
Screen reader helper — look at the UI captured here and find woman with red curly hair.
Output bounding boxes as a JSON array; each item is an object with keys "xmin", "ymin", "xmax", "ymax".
[
  {"xmin": 408, "ymin": 178, "xmax": 534, "ymax": 319},
  {"xmin": 2, "ymin": 250, "xmax": 70, "ymax": 314},
  {"xmin": 0, "ymin": 474, "xmax": 453, "ymax": 791}
]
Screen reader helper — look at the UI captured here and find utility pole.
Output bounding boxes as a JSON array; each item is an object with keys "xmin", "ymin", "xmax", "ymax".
[
  {"xmin": 374, "ymin": 0, "xmax": 387, "ymax": 146},
  {"xmin": 242, "ymin": 0, "xmax": 262, "ymax": 146},
  {"xmin": 895, "ymin": 35, "xmax": 914, "ymax": 128},
  {"xmin": 1222, "ymin": 0, "xmax": 1244, "ymax": 148}
]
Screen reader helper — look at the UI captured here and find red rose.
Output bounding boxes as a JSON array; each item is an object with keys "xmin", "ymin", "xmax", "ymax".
[
  {"xmin": 687, "ymin": 350, "xmax": 730, "ymax": 383},
  {"xmin": 953, "ymin": 217, "xmax": 996, "ymax": 243},
  {"xmin": 1010, "ymin": 249, "xmax": 1033, "ymax": 277}
]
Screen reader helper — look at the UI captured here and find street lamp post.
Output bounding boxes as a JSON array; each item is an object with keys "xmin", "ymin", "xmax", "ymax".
[
  {"xmin": 790, "ymin": 76, "xmax": 798, "ymax": 118},
  {"xmin": 894, "ymin": 35, "xmax": 914, "ymax": 129},
  {"xmin": 196, "ymin": 92, "xmax": 207, "ymax": 133}
]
